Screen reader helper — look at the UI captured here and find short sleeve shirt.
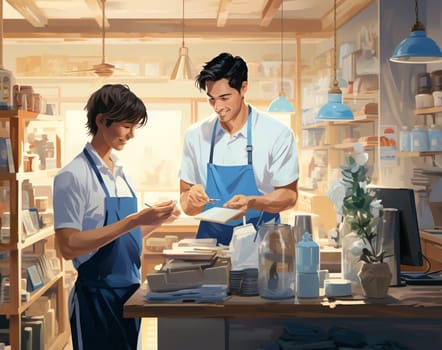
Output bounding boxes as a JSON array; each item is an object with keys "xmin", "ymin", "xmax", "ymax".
[
  {"xmin": 53, "ymin": 142, "xmax": 134, "ymax": 268},
  {"xmin": 178, "ymin": 105, "xmax": 299, "ymax": 194}
]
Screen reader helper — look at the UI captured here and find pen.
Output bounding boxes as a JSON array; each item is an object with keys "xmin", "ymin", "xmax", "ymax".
[
  {"xmin": 144, "ymin": 202, "xmax": 152, "ymax": 208},
  {"xmin": 208, "ymin": 198, "xmax": 221, "ymax": 203}
]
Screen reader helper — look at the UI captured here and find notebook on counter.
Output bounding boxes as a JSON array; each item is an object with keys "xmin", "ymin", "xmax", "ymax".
[{"xmin": 194, "ymin": 207, "xmax": 243, "ymax": 224}]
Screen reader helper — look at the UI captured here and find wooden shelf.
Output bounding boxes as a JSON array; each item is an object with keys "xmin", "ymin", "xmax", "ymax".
[
  {"xmin": 332, "ymin": 114, "xmax": 378, "ymax": 125},
  {"xmin": 343, "ymin": 91, "xmax": 379, "ymax": 100},
  {"xmin": 301, "ymin": 121, "xmax": 331, "ymax": 129},
  {"xmin": 414, "ymin": 106, "xmax": 442, "ymax": 115},
  {"xmin": 18, "ymin": 272, "xmax": 63, "ymax": 314},
  {"xmin": 18, "ymin": 225, "xmax": 55, "ymax": 250},
  {"xmin": 397, "ymin": 151, "xmax": 442, "ymax": 157},
  {"xmin": 301, "ymin": 114, "xmax": 378, "ymax": 129},
  {"xmin": 333, "ymin": 142, "xmax": 378, "ymax": 150}
]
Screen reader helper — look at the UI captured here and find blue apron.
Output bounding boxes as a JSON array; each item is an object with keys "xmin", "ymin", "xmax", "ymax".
[
  {"xmin": 70, "ymin": 148, "xmax": 141, "ymax": 350},
  {"xmin": 196, "ymin": 108, "xmax": 280, "ymax": 245}
]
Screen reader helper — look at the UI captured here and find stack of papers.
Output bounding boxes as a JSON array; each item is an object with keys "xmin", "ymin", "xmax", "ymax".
[{"xmin": 145, "ymin": 284, "xmax": 228, "ymax": 303}]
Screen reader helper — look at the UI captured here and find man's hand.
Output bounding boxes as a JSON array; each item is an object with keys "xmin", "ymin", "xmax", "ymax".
[
  {"xmin": 186, "ymin": 184, "xmax": 211, "ymax": 208},
  {"xmin": 224, "ymin": 194, "xmax": 254, "ymax": 217},
  {"xmin": 136, "ymin": 200, "xmax": 179, "ymax": 226}
]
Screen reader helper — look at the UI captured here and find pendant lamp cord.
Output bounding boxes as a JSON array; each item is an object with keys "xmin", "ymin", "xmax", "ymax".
[
  {"xmin": 0, "ymin": 0, "xmax": 3, "ymax": 69},
  {"xmin": 280, "ymin": 0, "xmax": 284, "ymax": 92},
  {"xmin": 412, "ymin": 0, "xmax": 425, "ymax": 31},
  {"xmin": 102, "ymin": 0, "xmax": 105, "ymax": 63},
  {"xmin": 329, "ymin": 0, "xmax": 340, "ymax": 93},
  {"xmin": 415, "ymin": 0, "xmax": 419, "ymax": 23},
  {"xmin": 181, "ymin": 0, "xmax": 185, "ymax": 47},
  {"xmin": 332, "ymin": 0, "xmax": 338, "ymax": 88}
]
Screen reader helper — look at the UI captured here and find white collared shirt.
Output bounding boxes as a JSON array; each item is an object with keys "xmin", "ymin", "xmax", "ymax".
[
  {"xmin": 179, "ymin": 105, "xmax": 299, "ymax": 194},
  {"xmin": 53, "ymin": 142, "xmax": 134, "ymax": 268}
]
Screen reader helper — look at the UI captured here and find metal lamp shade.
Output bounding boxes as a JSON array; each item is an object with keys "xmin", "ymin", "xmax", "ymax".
[
  {"xmin": 390, "ymin": 30, "xmax": 442, "ymax": 64},
  {"xmin": 268, "ymin": 93, "xmax": 294, "ymax": 113},
  {"xmin": 170, "ymin": 46, "xmax": 197, "ymax": 80},
  {"xmin": 317, "ymin": 92, "xmax": 354, "ymax": 121}
]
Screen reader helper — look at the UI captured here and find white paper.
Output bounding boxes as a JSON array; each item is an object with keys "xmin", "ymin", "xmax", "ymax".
[
  {"xmin": 229, "ymin": 223, "xmax": 259, "ymax": 270},
  {"xmin": 194, "ymin": 207, "xmax": 243, "ymax": 224}
]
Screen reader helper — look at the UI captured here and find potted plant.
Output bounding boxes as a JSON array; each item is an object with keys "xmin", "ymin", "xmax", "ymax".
[{"xmin": 328, "ymin": 143, "xmax": 391, "ymax": 298}]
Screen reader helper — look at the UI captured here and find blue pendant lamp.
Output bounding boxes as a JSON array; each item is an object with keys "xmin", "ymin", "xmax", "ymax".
[
  {"xmin": 317, "ymin": 0, "xmax": 353, "ymax": 121},
  {"xmin": 390, "ymin": 0, "xmax": 442, "ymax": 64},
  {"xmin": 268, "ymin": 0, "xmax": 294, "ymax": 113}
]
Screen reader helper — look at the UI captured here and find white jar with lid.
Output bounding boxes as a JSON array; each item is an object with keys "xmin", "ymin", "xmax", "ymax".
[
  {"xmin": 399, "ymin": 126, "xmax": 412, "ymax": 152},
  {"xmin": 433, "ymin": 91, "xmax": 442, "ymax": 107},
  {"xmin": 429, "ymin": 124, "xmax": 442, "ymax": 151},
  {"xmin": 415, "ymin": 93, "xmax": 433, "ymax": 109},
  {"xmin": 411, "ymin": 125, "xmax": 430, "ymax": 151}
]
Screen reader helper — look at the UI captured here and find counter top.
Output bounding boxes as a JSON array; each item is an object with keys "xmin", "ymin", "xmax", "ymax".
[
  {"xmin": 420, "ymin": 231, "xmax": 442, "ymax": 245},
  {"xmin": 124, "ymin": 283, "xmax": 442, "ymax": 319}
]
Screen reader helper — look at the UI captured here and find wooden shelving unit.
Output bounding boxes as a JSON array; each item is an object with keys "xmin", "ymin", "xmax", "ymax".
[{"xmin": 0, "ymin": 110, "xmax": 69, "ymax": 350}]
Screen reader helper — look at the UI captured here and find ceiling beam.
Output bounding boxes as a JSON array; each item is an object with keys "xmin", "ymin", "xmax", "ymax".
[
  {"xmin": 216, "ymin": 0, "xmax": 232, "ymax": 27},
  {"xmin": 3, "ymin": 18, "xmax": 325, "ymax": 40},
  {"xmin": 1, "ymin": 0, "xmax": 372, "ymax": 43},
  {"xmin": 6, "ymin": 0, "xmax": 48, "ymax": 27},
  {"xmin": 84, "ymin": 0, "xmax": 110, "ymax": 28},
  {"xmin": 321, "ymin": 0, "xmax": 375, "ymax": 31},
  {"xmin": 260, "ymin": 0, "xmax": 282, "ymax": 27}
]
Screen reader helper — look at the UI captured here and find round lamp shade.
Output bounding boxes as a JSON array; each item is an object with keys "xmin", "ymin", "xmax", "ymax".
[
  {"xmin": 268, "ymin": 94, "xmax": 294, "ymax": 113},
  {"xmin": 317, "ymin": 93, "xmax": 354, "ymax": 121},
  {"xmin": 390, "ymin": 30, "xmax": 442, "ymax": 63}
]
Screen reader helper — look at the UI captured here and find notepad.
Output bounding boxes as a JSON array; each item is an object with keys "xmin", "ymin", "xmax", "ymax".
[{"xmin": 194, "ymin": 207, "xmax": 243, "ymax": 224}]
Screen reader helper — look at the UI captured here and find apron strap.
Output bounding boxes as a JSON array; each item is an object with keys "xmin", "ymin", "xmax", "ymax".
[
  {"xmin": 246, "ymin": 106, "xmax": 253, "ymax": 165},
  {"xmin": 83, "ymin": 148, "xmax": 136, "ymax": 198},
  {"xmin": 209, "ymin": 106, "xmax": 253, "ymax": 165}
]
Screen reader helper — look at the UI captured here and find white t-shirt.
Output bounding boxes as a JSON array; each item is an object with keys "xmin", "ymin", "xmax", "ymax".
[
  {"xmin": 179, "ymin": 105, "xmax": 299, "ymax": 194},
  {"xmin": 53, "ymin": 142, "xmax": 134, "ymax": 268}
]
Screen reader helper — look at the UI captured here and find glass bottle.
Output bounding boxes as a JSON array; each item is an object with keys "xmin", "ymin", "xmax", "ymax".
[
  {"xmin": 296, "ymin": 232, "xmax": 319, "ymax": 298},
  {"xmin": 340, "ymin": 219, "xmax": 364, "ymax": 285},
  {"xmin": 399, "ymin": 126, "xmax": 411, "ymax": 152},
  {"xmin": 411, "ymin": 124, "xmax": 430, "ymax": 151},
  {"xmin": 429, "ymin": 124, "xmax": 442, "ymax": 151}
]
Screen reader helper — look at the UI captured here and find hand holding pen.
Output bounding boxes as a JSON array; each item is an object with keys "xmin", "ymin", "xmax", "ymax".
[
  {"xmin": 140, "ymin": 200, "xmax": 180, "ymax": 225},
  {"xmin": 187, "ymin": 184, "xmax": 220, "ymax": 206}
]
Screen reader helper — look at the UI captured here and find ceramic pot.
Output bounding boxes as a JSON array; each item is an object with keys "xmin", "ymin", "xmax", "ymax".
[{"xmin": 357, "ymin": 262, "xmax": 392, "ymax": 298}]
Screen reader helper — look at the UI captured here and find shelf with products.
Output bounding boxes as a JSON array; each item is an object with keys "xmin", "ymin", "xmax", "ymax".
[
  {"xmin": 0, "ymin": 109, "xmax": 68, "ymax": 350},
  {"xmin": 299, "ymin": 104, "xmax": 379, "ymax": 234},
  {"xmin": 398, "ymin": 106, "xmax": 442, "ymax": 166}
]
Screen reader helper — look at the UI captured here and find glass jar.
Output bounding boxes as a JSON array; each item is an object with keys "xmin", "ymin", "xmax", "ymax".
[
  {"xmin": 341, "ymin": 228, "xmax": 365, "ymax": 285},
  {"xmin": 257, "ymin": 224, "xmax": 295, "ymax": 299},
  {"xmin": 411, "ymin": 124, "xmax": 430, "ymax": 152},
  {"xmin": 399, "ymin": 126, "xmax": 412, "ymax": 152}
]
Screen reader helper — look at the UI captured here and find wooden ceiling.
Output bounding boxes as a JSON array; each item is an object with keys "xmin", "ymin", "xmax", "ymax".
[{"xmin": 2, "ymin": 0, "xmax": 375, "ymax": 43}]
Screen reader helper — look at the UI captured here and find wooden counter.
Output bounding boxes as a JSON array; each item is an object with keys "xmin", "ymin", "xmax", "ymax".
[
  {"xmin": 420, "ymin": 231, "xmax": 442, "ymax": 270},
  {"xmin": 126, "ymin": 283, "xmax": 442, "ymax": 350},
  {"xmin": 125, "ymin": 283, "xmax": 442, "ymax": 319}
]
